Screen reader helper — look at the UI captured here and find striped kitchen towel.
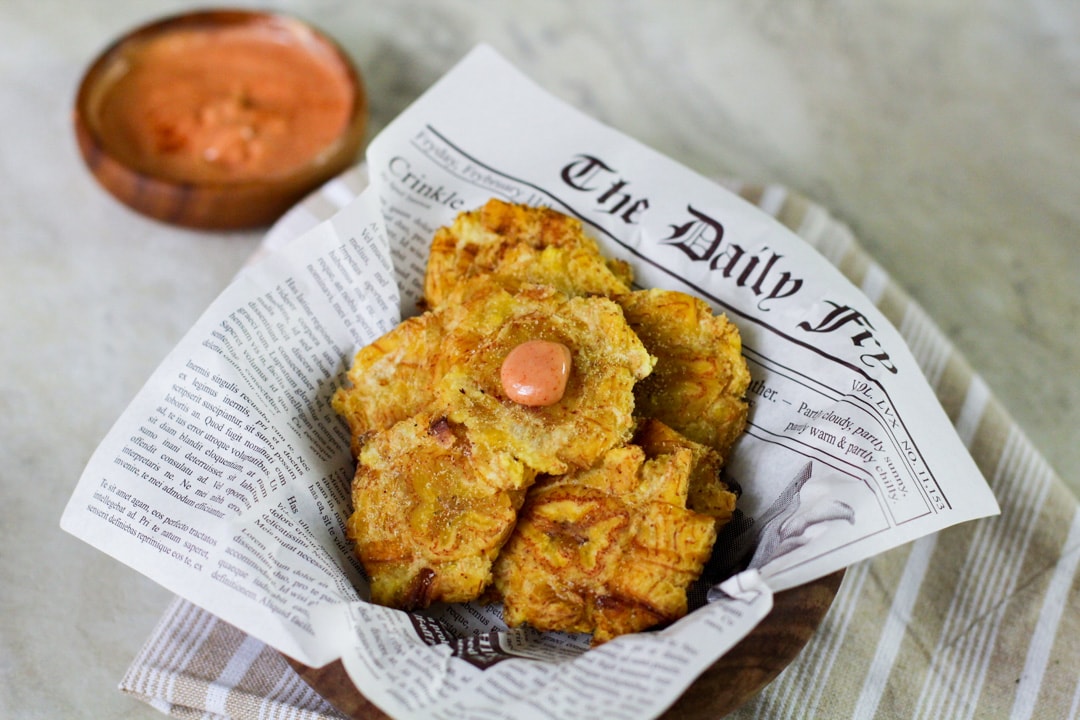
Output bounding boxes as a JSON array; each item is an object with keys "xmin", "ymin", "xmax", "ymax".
[{"xmin": 120, "ymin": 173, "xmax": 1080, "ymax": 720}]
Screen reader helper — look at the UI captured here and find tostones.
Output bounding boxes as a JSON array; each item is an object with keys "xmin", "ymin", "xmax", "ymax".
[
  {"xmin": 330, "ymin": 312, "xmax": 446, "ymax": 456},
  {"xmin": 424, "ymin": 198, "xmax": 632, "ymax": 307},
  {"xmin": 346, "ymin": 413, "xmax": 535, "ymax": 610},
  {"xmin": 334, "ymin": 201, "xmax": 751, "ymax": 630},
  {"xmin": 436, "ymin": 281, "xmax": 654, "ymax": 475},
  {"xmin": 338, "ymin": 278, "xmax": 654, "ymax": 609},
  {"xmin": 330, "ymin": 277, "xmax": 510, "ymax": 455},
  {"xmin": 634, "ymin": 418, "xmax": 738, "ymax": 527},
  {"xmin": 617, "ymin": 289, "xmax": 751, "ymax": 459},
  {"xmin": 492, "ymin": 441, "xmax": 717, "ymax": 644}
]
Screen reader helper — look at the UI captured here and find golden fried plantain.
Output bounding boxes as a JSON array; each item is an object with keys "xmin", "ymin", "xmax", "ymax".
[
  {"xmin": 425, "ymin": 198, "xmax": 632, "ymax": 307},
  {"xmin": 493, "ymin": 443, "xmax": 717, "ymax": 644},
  {"xmin": 338, "ymin": 278, "xmax": 654, "ymax": 609},
  {"xmin": 335, "ymin": 201, "xmax": 751, "ymax": 628},
  {"xmin": 617, "ymin": 289, "xmax": 751, "ymax": 459},
  {"xmin": 347, "ymin": 413, "xmax": 535, "ymax": 610},
  {"xmin": 335, "ymin": 274, "xmax": 653, "ymax": 472},
  {"xmin": 436, "ymin": 281, "xmax": 654, "ymax": 475},
  {"xmin": 634, "ymin": 418, "xmax": 737, "ymax": 527},
  {"xmin": 330, "ymin": 312, "xmax": 446, "ymax": 456},
  {"xmin": 330, "ymin": 278, "xmax": 526, "ymax": 455}
]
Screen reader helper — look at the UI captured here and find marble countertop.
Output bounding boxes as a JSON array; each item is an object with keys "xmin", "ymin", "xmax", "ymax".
[{"xmin": 2, "ymin": 1, "xmax": 1077, "ymax": 717}]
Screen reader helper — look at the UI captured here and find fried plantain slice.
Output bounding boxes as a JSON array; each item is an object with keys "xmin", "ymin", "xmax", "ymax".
[
  {"xmin": 436, "ymin": 281, "xmax": 654, "ymax": 475},
  {"xmin": 346, "ymin": 414, "xmax": 536, "ymax": 610},
  {"xmin": 424, "ymin": 198, "xmax": 632, "ymax": 307},
  {"xmin": 633, "ymin": 418, "xmax": 738, "ymax": 528},
  {"xmin": 616, "ymin": 289, "xmax": 751, "ymax": 459},
  {"xmin": 330, "ymin": 312, "xmax": 446, "ymax": 456},
  {"xmin": 334, "ymin": 201, "xmax": 753, "ymax": 629},
  {"xmin": 492, "ymin": 443, "xmax": 717, "ymax": 644},
  {"xmin": 330, "ymin": 278, "xmax": 519, "ymax": 455}
]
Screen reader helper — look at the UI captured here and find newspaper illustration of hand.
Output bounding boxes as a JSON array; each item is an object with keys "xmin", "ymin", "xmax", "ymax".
[{"xmin": 748, "ymin": 462, "xmax": 855, "ymax": 570}]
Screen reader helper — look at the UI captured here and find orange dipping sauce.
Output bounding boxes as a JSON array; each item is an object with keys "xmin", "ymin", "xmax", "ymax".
[
  {"xmin": 92, "ymin": 19, "xmax": 356, "ymax": 184},
  {"xmin": 501, "ymin": 340, "xmax": 573, "ymax": 407}
]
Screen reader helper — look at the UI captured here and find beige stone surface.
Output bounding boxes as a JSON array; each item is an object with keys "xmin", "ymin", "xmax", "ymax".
[{"xmin": 2, "ymin": 1, "xmax": 1076, "ymax": 717}]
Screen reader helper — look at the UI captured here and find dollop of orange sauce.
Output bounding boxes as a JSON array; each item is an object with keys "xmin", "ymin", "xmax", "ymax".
[
  {"xmin": 500, "ymin": 340, "xmax": 573, "ymax": 407},
  {"xmin": 94, "ymin": 22, "xmax": 354, "ymax": 183}
]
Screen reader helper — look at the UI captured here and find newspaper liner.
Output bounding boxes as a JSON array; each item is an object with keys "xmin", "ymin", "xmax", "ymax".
[{"xmin": 62, "ymin": 45, "xmax": 999, "ymax": 720}]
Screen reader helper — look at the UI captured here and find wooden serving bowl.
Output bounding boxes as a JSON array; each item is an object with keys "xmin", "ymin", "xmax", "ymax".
[
  {"xmin": 286, "ymin": 569, "xmax": 845, "ymax": 719},
  {"xmin": 73, "ymin": 9, "xmax": 367, "ymax": 230}
]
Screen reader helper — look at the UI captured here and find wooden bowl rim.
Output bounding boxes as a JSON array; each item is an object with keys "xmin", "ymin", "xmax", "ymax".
[{"xmin": 72, "ymin": 8, "xmax": 368, "ymax": 228}]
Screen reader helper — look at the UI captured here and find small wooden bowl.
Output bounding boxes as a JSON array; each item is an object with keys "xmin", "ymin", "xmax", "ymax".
[
  {"xmin": 286, "ymin": 570, "xmax": 845, "ymax": 719},
  {"xmin": 73, "ymin": 9, "xmax": 367, "ymax": 230}
]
